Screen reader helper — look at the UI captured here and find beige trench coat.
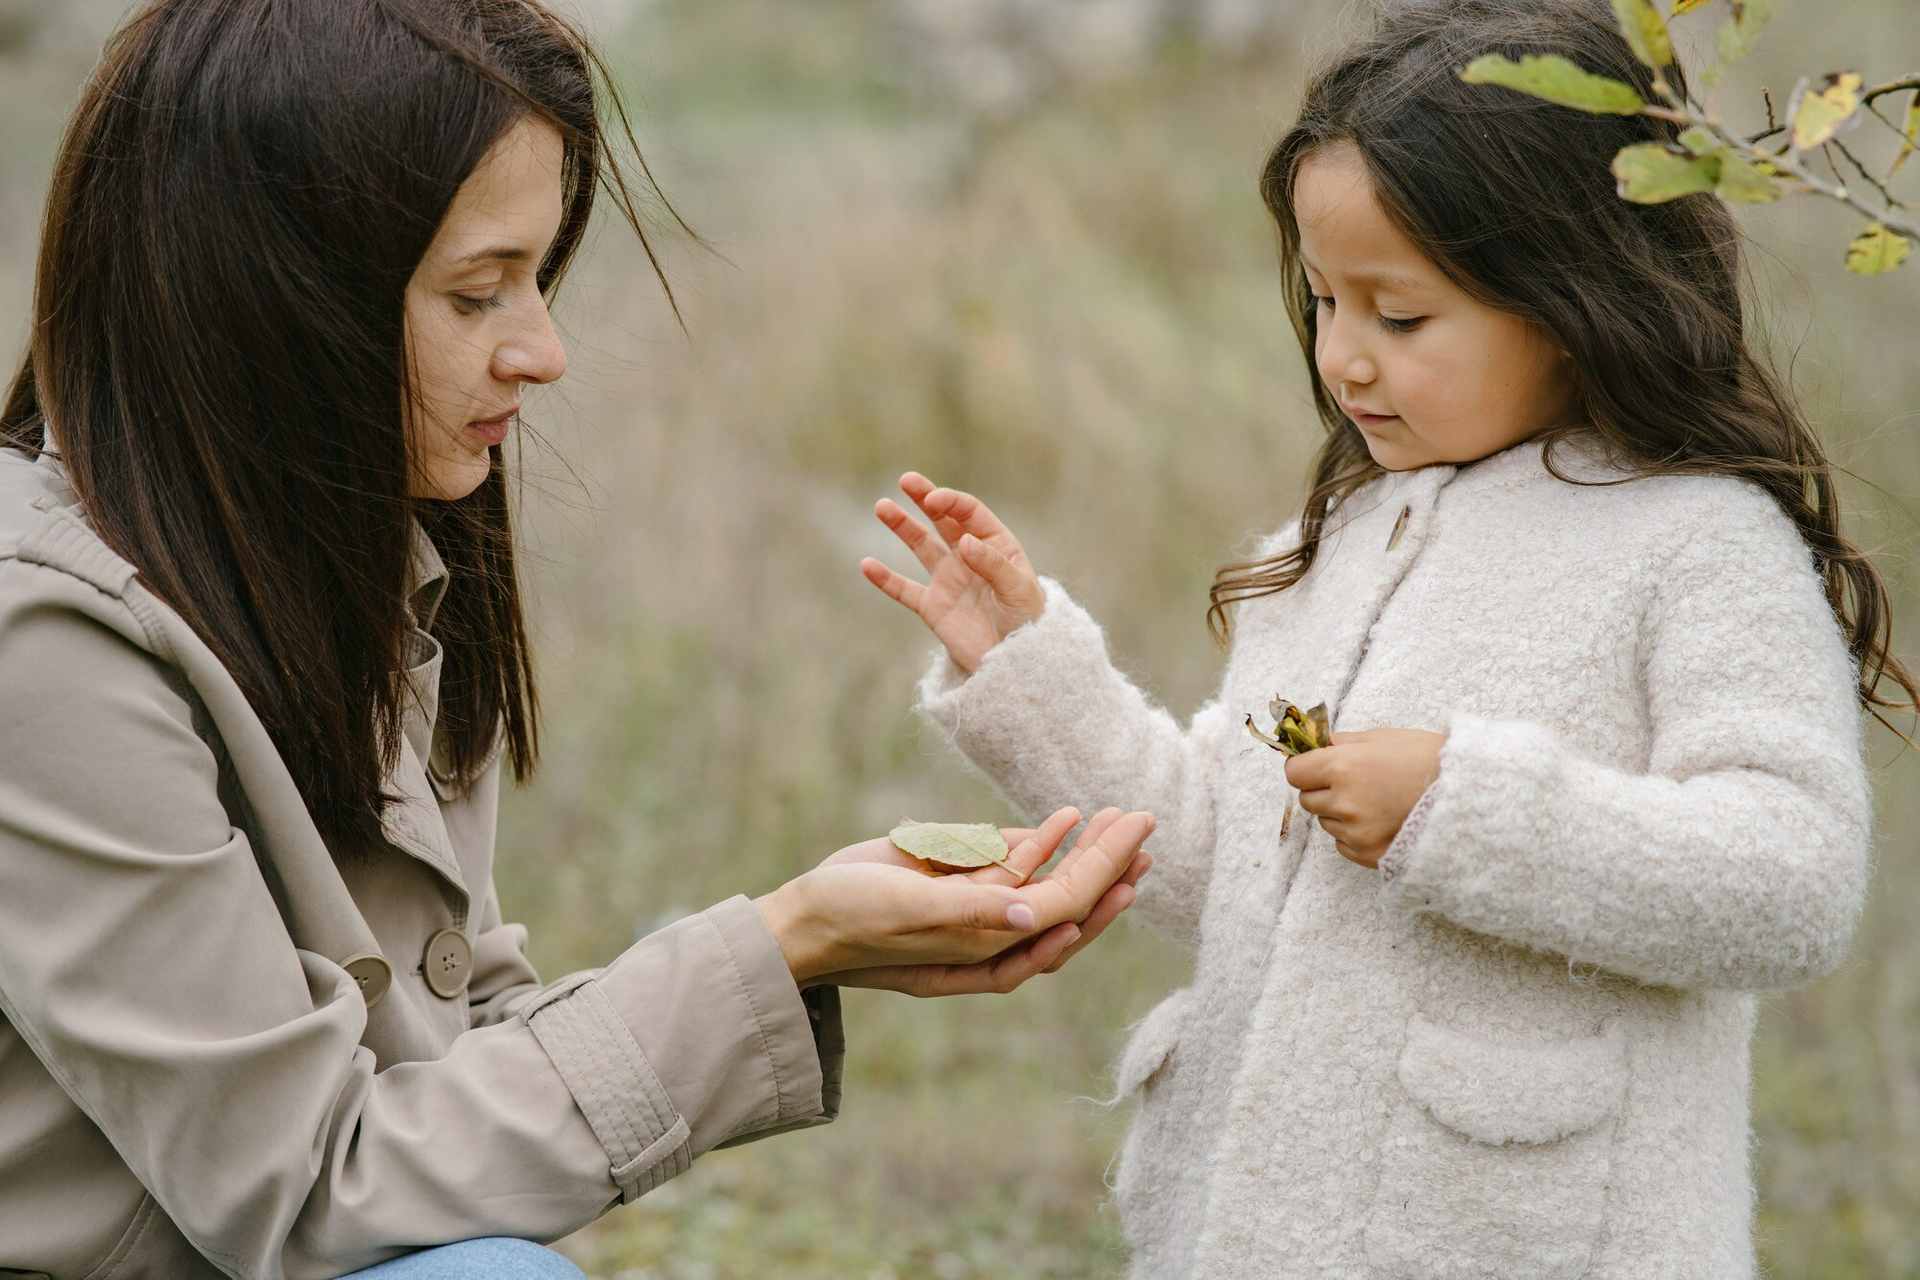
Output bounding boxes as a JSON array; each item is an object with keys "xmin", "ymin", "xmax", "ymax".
[{"xmin": 0, "ymin": 445, "xmax": 842, "ymax": 1279}]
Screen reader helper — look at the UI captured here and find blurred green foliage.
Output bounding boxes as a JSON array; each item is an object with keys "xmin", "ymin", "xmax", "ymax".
[{"xmin": 2, "ymin": 0, "xmax": 1916, "ymax": 1275}]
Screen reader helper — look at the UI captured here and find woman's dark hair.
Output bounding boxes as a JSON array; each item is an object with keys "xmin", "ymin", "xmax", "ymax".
[
  {"xmin": 1, "ymin": 0, "xmax": 679, "ymax": 861},
  {"xmin": 1210, "ymin": 0, "xmax": 1918, "ymax": 735}
]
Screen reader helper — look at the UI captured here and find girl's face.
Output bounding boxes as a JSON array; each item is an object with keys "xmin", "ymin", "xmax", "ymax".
[
  {"xmin": 1293, "ymin": 143, "xmax": 1577, "ymax": 471},
  {"xmin": 403, "ymin": 117, "xmax": 569, "ymax": 501}
]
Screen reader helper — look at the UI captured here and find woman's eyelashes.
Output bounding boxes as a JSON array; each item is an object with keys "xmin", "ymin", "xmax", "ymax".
[
  {"xmin": 1311, "ymin": 294, "xmax": 1425, "ymax": 334},
  {"xmin": 453, "ymin": 291, "xmax": 506, "ymax": 315}
]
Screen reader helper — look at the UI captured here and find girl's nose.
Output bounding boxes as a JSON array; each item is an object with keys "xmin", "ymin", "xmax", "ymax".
[
  {"xmin": 494, "ymin": 302, "xmax": 569, "ymax": 387},
  {"xmin": 1315, "ymin": 313, "xmax": 1377, "ymax": 389}
]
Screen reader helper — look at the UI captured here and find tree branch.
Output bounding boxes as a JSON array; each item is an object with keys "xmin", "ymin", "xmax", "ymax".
[{"xmin": 1862, "ymin": 75, "xmax": 1920, "ymax": 107}]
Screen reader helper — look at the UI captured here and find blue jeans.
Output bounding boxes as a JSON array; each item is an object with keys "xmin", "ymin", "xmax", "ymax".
[{"xmin": 340, "ymin": 1238, "xmax": 586, "ymax": 1279}]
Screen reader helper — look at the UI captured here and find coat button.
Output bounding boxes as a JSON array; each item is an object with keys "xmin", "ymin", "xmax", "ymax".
[
  {"xmin": 1386, "ymin": 504, "xmax": 1411, "ymax": 551},
  {"xmin": 341, "ymin": 952, "xmax": 393, "ymax": 1010},
  {"xmin": 422, "ymin": 928, "xmax": 473, "ymax": 999}
]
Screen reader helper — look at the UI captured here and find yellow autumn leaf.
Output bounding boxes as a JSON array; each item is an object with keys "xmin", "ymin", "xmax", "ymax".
[
  {"xmin": 1893, "ymin": 94, "xmax": 1919, "ymax": 177},
  {"xmin": 1610, "ymin": 0, "xmax": 1673, "ymax": 68},
  {"xmin": 1845, "ymin": 225, "xmax": 1913, "ymax": 276},
  {"xmin": 1790, "ymin": 72, "xmax": 1864, "ymax": 151},
  {"xmin": 1672, "ymin": 0, "xmax": 1715, "ymax": 12}
]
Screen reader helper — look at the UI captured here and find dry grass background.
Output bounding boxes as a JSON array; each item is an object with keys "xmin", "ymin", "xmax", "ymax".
[{"xmin": 3, "ymin": 1, "xmax": 1918, "ymax": 1275}]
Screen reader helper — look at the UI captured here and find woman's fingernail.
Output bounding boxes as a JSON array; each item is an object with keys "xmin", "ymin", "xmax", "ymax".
[
  {"xmin": 1062, "ymin": 925, "xmax": 1083, "ymax": 945},
  {"xmin": 1006, "ymin": 903, "xmax": 1036, "ymax": 930}
]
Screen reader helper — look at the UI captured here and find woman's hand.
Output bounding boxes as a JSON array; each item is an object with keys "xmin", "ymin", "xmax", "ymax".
[
  {"xmin": 1283, "ymin": 729, "xmax": 1446, "ymax": 869},
  {"xmin": 860, "ymin": 472, "xmax": 1046, "ymax": 673},
  {"xmin": 756, "ymin": 807, "xmax": 1154, "ymax": 996}
]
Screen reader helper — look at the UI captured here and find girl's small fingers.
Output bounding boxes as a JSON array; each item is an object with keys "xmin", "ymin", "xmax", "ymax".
[
  {"xmin": 860, "ymin": 559, "xmax": 929, "ymax": 616},
  {"xmin": 924, "ymin": 485, "xmax": 1014, "ymax": 541},
  {"xmin": 875, "ymin": 498, "xmax": 947, "ymax": 575},
  {"xmin": 958, "ymin": 535, "xmax": 1041, "ymax": 609}
]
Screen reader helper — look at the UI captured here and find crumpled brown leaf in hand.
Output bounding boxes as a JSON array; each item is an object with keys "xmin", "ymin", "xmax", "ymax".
[{"xmin": 1245, "ymin": 698, "xmax": 1331, "ymax": 838}]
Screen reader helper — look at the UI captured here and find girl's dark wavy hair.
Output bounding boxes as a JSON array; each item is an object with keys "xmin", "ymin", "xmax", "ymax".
[
  {"xmin": 2, "ymin": 0, "xmax": 682, "ymax": 861},
  {"xmin": 1209, "ymin": 0, "xmax": 1919, "ymax": 736}
]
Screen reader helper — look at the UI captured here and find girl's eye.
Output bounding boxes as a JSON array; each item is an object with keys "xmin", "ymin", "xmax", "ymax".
[
  {"xmin": 1312, "ymin": 294, "xmax": 1334, "ymax": 311},
  {"xmin": 1380, "ymin": 315, "xmax": 1426, "ymax": 334},
  {"xmin": 453, "ymin": 292, "xmax": 505, "ymax": 315}
]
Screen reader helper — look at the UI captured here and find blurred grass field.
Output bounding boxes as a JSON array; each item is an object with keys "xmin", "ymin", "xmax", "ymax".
[{"xmin": 4, "ymin": 1, "xmax": 1919, "ymax": 1275}]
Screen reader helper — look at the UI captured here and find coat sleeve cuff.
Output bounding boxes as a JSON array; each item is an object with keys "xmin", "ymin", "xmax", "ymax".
[
  {"xmin": 914, "ymin": 578, "xmax": 1110, "ymax": 774},
  {"xmin": 521, "ymin": 896, "xmax": 839, "ymax": 1203}
]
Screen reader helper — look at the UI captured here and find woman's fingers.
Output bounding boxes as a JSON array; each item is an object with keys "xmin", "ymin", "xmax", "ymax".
[
  {"xmin": 974, "ymin": 807, "xmax": 1079, "ymax": 887},
  {"xmin": 1042, "ymin": 881, "xmax": 1136, "ymax": 973},
  {"xmin": 1012, "ymin": 810, "xmax": 1155, "ymax": 929},
  {"xmin": 875, "ymin": 497, "xmax": 947, "ymax": 575}
]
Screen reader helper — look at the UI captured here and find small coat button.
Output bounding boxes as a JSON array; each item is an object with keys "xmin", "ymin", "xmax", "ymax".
[
  {"xmin": 422, "ymin": 928, "xmax": 473, "ymax": 999},
  {"xmin": 341, "ymin": 953, "xmax": 393, "ymax": 1010},
  {"xmin": 1386, "ymin": 504, "xmax": 1411, "ymax": 551}
]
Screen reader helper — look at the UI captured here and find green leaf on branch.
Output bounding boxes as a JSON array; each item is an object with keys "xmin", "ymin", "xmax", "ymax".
[
  {"xmin": 1892, "ymin": 93, "xmax": 1919, "ymax": 177},
  {"xmin": 1674, "ymin": 127, "xmax": 1787, "ymax": 202},
  {"xmin": 1613, "ymin": 143, "xmax": 1720, "ymax": 202},
  {"xmin": 1789, "ymin": 72, "xmax": 1864, "ymax": 151},
  {"xmin": 1611, "ymin": 0, "xmax": 1673, "ymax": 69},
  {"xmin": 1460, "ymin": 54, "xmax": 1647, "ymax": 115},
  {"xmin": 1713, "ymin": 153, "xmax": 1786, "ymax": 201},
  {"xmin": 889, "ymin": 820, "xmax": 1025, "ymax": 880},
  {"xmin": 1845, "ymin": 225, "xmax": 1913, "ymax": 276},
  {"xmin": 1708, "ymin": 0, "xmax": 1780, "ymax": 87}
]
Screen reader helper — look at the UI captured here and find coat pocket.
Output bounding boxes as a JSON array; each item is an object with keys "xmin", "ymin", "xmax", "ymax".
[
  {"xmin": 1363, "ymin": 1017, "xmax": 1627, "ymax": 1280},
  {"xmin": 1109, "ymin": 988, "xmax": 1195, "ymax": 1245}
]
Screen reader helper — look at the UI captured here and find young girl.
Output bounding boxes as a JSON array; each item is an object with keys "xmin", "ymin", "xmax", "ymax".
[{"xmin": 863, "ymin": 0, "xmax": 1913, "ymax": 1274}]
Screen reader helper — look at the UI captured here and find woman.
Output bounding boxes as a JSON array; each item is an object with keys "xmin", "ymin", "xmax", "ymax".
[{"xmin": 0, "ymin": 1, "xmax": 1153, "ymax": 1276}]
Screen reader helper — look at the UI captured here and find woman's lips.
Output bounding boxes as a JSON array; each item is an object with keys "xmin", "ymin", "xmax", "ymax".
[{"xmin": 466, "ymin": 414, "xmax": 512, "ymax": 445}]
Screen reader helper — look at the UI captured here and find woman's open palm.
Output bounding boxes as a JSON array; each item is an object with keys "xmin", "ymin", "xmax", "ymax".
[{"xmin": 861, "ymin": 472, "xmax": 1046, "ymax": 672}]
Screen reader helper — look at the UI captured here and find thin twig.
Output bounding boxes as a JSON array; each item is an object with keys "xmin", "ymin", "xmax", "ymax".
[
  {"xmin": 1832, "ymin": 138, "xmax": 1911, "ymax": 209},
  {"xmin": 1862, "ymin": 75, "xmax": 1920, "ymax": 107}
]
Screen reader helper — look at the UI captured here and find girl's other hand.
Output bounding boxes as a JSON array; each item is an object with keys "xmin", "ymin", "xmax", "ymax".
[
  {"xmin": 758, "ymin": 807, "xmax": 1154, "ymax": 996},
  {"xmin": 861, "ymin": 472, "xmax": 1045, "ymax": 673},
  {"xmin": 1283, "ymin": 729, "xmax": 1446, "ymax": 869}
]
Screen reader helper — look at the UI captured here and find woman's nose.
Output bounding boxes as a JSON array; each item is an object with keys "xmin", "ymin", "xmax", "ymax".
[{"xmin": 494, "ymin": 302, "xmax": 569, "ymax": 387}]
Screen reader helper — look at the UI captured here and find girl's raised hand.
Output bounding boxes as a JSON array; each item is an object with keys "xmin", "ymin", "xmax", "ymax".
[{"xmin": 861, "ymin": 472, "xmax": 1045, "ymax": 673}]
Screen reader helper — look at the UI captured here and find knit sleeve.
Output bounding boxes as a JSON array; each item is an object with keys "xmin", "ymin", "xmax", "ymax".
[
  {"xmin": 1380, "ymin": 486, "xmax": 1872, "ymax": 991},
  {"xmin": 917, "ymin": 578, "xmax": 1226, "ymax": 944}
]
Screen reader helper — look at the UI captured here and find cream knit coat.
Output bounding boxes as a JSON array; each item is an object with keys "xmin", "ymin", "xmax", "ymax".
[{"xmin": 917, "ymin": 436, "xmax": 1871, "ymax": 1279}]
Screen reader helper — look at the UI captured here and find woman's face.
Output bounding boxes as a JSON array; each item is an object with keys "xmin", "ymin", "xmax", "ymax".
[{"xmin": 403, "ymin": 117, "xmax": 569, "ymax": 501}]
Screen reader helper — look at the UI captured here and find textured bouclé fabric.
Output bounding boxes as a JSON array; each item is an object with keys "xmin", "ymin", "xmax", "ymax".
[{"xmin": 917, "ymin": 436, "xmax": 1871, "ymax": 1279}]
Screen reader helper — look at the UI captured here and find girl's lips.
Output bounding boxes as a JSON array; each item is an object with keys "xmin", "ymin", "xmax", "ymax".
[{"xmin": 1349, "ymin": 410, "xmax": 1399, "ymax": 428}]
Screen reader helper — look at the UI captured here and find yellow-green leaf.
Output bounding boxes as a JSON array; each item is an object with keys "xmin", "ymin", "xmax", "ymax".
[
  {"xmin": 1845, "ymin": 225, "xmax": 1913, "ymax": 276},
  {"xmin": 1672, "ymin": 0, "xmax": 1715, "ymax": 13},
  {"xmin": 1460, "ymin": 53, "xmax": 1647, "ymax": 115},
  {"xmin": 1713, "ymin": 153, "xmax": 1785, "ymax": 202},
  {"xmin": 889, "ymin": 821, "xmax": 1022, "ymax": 879},
  {"xmin": 1891, "ymin": 93, "xmax": 1919, "ymax": 177},
  {"xmin": 1715, "ymin": 0, "xmax": 1780, "ymax": 69},
  {"xmin": 1246, "ymin": 699, "xmax": 1332, "ymax": 757},
  {"xmin": 1613, "ymin": 143, "xmax": 1719, "ymax": 202},
  {"xmin": 1790, "ymin": 72, "xmax": 1864, "ymax": 151},
  {"xmin": 1611, "ymin": 0, "xmax": 1673, "ymax": 68}
]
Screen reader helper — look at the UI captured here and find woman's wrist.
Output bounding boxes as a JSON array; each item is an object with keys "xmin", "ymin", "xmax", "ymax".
[{"xmin": 754, "ymin": 877, "xmax": 833, "ymax": 987}]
